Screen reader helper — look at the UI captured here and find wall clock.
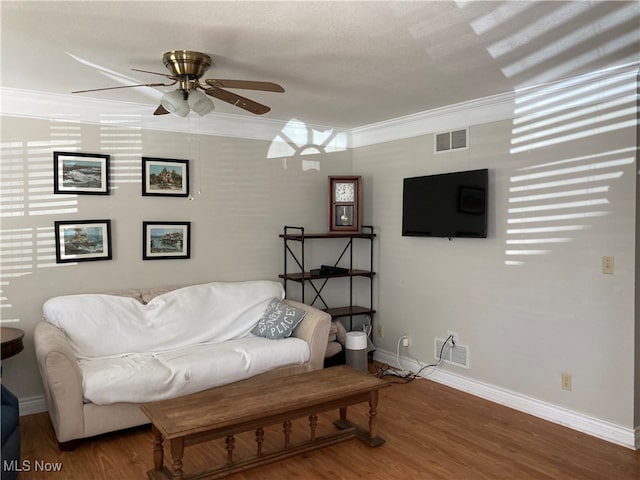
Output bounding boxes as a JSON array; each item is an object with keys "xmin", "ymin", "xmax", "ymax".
[{"xmin": 329, "ymin": 176, "xmax": 362, "ymax": 232}]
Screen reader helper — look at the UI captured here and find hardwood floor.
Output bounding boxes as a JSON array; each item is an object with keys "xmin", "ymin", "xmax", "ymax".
[{"xmin": 18, "ymin": 374, "xmax": 640, "ymax": 479}]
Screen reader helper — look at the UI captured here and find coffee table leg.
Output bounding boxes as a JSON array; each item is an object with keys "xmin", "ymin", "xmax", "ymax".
[
  {"xmin": 152, "ymin": 425, "xmax": 164, "ymax": 471},
  {"xmin": 366, "ymin": 389, "xmax": 385, "ymax": 447},
  {"xmin": 368, "ymin": 389, "xmax": 379, "ymax": 440},
  {"xmin": 169, "ymin": 437, "xmax": 185, "ymax": 480},
  {"xmin": 333, "ymin": 392, "xmax": 385, "ymax": 447},
  {"xmin": 226, "ymin": 435, "xmax": 235, "ymax": 464},
  {"xmin": 283, "ymin": 420, "xmax": 292, "ymax": 448}
]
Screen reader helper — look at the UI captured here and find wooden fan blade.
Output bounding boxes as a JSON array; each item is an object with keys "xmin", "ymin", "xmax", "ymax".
[
  {"xmin": 72, "ymin": 82, "xmax": 175, "ymax": 94},
  {"xmin": 204, "ymin": 87, "xmax": 271, "ymax": 115},
  {"xmin": 204, "ymin": 79, "xmax": 284, "ymax": 92},
  {"xmin": 131, "ymin": 68, "xmax": 178, "ymax": 80},
  {"xmin": 153, "ymin": 105, "xmax": 170, "ymax": 115}
]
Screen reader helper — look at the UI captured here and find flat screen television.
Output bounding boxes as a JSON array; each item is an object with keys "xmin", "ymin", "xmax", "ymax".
[{"xmin": 402, "ymin": 168, "xmax": 488, "ymax": 238}]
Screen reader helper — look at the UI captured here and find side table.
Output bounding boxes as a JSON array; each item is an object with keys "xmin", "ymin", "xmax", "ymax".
[{"xmin": 1, "ymin": 328, "xmax": 25, "ymax": 360}]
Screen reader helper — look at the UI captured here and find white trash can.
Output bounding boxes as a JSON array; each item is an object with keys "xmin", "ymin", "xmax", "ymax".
[{"xmin": 345, "ymin": 331, "xmax": 368, "ymax": 373}]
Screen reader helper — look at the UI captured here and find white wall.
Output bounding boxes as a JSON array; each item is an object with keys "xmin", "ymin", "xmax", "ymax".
[
  {"xmin": 354, "ymin": 85, "xmax": 637, "ymax": 430},
  {"xmin": 0, "ymin": 115, "xmax": 352, "ymax": 401}
]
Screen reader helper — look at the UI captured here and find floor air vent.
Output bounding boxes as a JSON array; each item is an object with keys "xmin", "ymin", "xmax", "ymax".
[
  {"xmin": 435, "ymin": 337, "xmax": 469, "ymax": 368},
  {"xmin": 435, "ymin": 128, "xmax": 468, "ymax": 153}
]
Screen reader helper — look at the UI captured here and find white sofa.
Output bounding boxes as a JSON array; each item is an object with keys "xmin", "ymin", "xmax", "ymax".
[{"xmin": 34, "ymin": 280, "xmax": 331, "ymax": 449}]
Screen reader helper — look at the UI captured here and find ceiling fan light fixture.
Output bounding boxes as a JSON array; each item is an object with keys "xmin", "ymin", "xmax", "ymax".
[
  {"xmin": 187, "ymin": 89, "xmax": 215, "ymax": 116},
  {"xmin": 73, "ymin": 50, "xmax": 283, "ymax": 118},
  {"xmin": 161, "ymin": 89, "xmax": 189, "ymax": 117}
]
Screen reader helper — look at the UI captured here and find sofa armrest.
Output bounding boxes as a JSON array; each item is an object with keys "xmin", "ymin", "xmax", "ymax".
[
  {"xmin": 284, "ymin": 299, "xmax": 331, "ymax": 371},
  {"xmin": 34, "ymin": 321, "xmax": 85, "ymax": 442}
]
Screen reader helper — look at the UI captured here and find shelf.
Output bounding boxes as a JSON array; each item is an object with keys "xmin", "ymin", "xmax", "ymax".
[
  {"xmin": 280, "ymin": 225, "xmax": 375, "ymax": 331},
  {"xmin": 280, "ymin": 232, "xmax": 376, "ymax": 241},
  {"xmin": 279, "ymin": 269, "xmax": 375, "ymax": 282},
  {"xmin": 325, "ymin": 306, "xmax": 376, "ymax": 319}
]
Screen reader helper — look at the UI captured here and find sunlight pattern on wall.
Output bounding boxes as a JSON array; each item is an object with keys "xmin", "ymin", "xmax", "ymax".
[
  {"xmin": 505, "ymin": 147, "xmax": 634, "ymax": 266},
  {"xmin": 504, "ymin": 69, "xmax": 636, "ymax": 264},
  {"xmin": 0, "ymin": 115, "xmax": 143, "ymax": 322},
  {"xmin": 99, "ymin": 114, "xmax": 143, "ymax": 185},
  {"xmin": 1, "ymin": 119, "xmax": 76, "ymax": 320},
  {"xmin": 510, "ymin": 67, "xmax": 637, "ymax": 153},
  {"xmin": 504, "ymin": 64, "xmax": 636, "ymax": 265},
  {"xmin": 455, "ymin": 1, "xmax": 638, "ymax": 266},
  {"xmin": 0, "ymin": 227, "xmax": 32, "ymax": 323}
]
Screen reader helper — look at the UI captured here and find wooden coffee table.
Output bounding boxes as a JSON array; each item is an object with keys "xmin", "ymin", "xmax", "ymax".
[{"xmin": 141, "ymin": 365, "xmax": 391, "ymax": 480}]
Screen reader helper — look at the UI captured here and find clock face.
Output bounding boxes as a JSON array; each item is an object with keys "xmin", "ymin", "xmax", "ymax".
[{"xmin": 334, "ymin": 182, "xmax": 355, "ymax": 202}]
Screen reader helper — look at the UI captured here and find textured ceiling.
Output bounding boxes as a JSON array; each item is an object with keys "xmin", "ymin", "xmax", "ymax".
[{"xmin": 1, "ymin": 1, "xmax": 639, "ymax": 128}]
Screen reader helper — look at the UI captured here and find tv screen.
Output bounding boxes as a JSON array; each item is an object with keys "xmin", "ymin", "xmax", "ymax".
[{"xmin": 402, "ymin": 168, "xmax": 488, "ymax": 238}]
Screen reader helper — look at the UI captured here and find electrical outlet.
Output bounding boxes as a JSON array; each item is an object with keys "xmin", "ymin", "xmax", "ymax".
[
  {"xmin": 602, "ymin": 256, "xmax": 614, "ymax": 274},
  {"xmin": 448, "ymin": 331, "xmax": 459, "ymax": 345},
  {"xmin": 402, "ymin": 334, "xmax": 409, "ymax": 347},
  {"xmin": 561, "ymin": 373, "xmax": 572, "ymax": 391},
  {"xmin": 375, "ymin": 324, "xmax": 383, "ymax": 338}
]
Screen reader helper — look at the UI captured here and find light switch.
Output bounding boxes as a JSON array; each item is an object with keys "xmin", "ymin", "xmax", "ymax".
[{"xmin": 602, "ymin": 256, "xmax": 614, "ymax": 275}]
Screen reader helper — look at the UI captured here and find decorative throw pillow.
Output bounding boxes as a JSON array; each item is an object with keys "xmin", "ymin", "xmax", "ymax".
[{"xmin": 252, "ymin": 297, "xmax": 307, "ymax": 339}]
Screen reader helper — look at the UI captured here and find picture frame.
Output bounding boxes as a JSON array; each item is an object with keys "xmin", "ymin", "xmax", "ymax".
[
  {"xmin": 142, "ymin": 157, "xmax": 189, "ymax": 197},
  {"xmin": 53, "ymin": 151, "xmax": 110, "ymax": 195},
  {"xmin": 54, "ymin": 220, "xmax": 112, "ymax": 263},
  {"xmin": 142, "ymin": 221, "xmax": 191, "ymax": 260}
]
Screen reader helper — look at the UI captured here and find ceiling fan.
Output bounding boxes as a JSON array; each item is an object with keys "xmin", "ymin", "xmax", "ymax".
[{"xmin": 72, "ymin": 50, "xmax": 284, "ymax": 117}]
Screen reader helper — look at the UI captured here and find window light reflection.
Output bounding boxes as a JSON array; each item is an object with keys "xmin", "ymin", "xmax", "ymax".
[{"xmin": 267, "ymin": 119, "xmax": 348, "ymax": 170}]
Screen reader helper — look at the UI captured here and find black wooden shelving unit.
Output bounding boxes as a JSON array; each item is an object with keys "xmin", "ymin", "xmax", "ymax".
[{"xmin": 279, "ymin": 225, "xmax": 376, "ymax": 331}]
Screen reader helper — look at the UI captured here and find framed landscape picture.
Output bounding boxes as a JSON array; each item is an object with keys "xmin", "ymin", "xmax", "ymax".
[
  {"xmin": 142, "ymin": 221, "xmax": 191, "ymax": 260},
  {"xmin": 54, "ymin": 220, "xmax": 112, "ymax": 263},
  {"xmin": 53, "ymin": 151, "xmax": 110, "ymax": 195},
  {"xmin": 142, "ymin": 157, "xmax": 189, "ymax": 197}
]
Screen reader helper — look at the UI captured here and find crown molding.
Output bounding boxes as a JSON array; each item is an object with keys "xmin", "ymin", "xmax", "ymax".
[
  {"xmin": 0, "ymin": 87, "xmax": 345, "ymax": 145},
  {"xmin": 0, "ymin": 87, "xmax": 517, "ymax": 149},
  {"xmin": 351, "ymin": 91, "xmax": 517, "ymax": 148},
  {"xmin": 350, "ymin": 62, "xmax": 639, "ymax": 148},
  {"xmin": 4, "ymin": 62, "xmax": 635, "ymax": 149}
]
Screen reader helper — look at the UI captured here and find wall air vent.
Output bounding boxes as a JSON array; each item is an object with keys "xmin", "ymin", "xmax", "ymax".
[
  {"xmin": 435, "ymin": 337, "xmax": 469, "ymax": 368},
  {"xmin": 434, "ymin": 128, "xmax": 469, "ymax": 153}
]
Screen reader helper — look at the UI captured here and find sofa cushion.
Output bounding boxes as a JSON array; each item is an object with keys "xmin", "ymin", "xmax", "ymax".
[
  {"xmin": 79, "ymin": 336, "xmax": 309, "ymax": 404},
  {"xmin": 251, "ymin": 297, "xmax": 307, "ymax": 339},
  {"xmin": 43, "ymin": 280, "xmax": 284, "ymax": 358}
]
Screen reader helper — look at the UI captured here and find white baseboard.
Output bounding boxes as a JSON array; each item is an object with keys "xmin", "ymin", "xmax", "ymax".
[
  {"xmin": 373, "ymin": 349, "xmax": 638, "ymax": 450},
  {"xmin": 19, "ymin": 395, "xmax": 48, "ymax": 416}
]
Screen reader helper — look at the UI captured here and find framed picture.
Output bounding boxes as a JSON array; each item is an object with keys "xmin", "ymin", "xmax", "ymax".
[
  {"xmin": 53, "ymin": 151, "xmax": 110, "ymax": 195},
  {"xmin": 143, "ymin": 221, "xmax": 191, "ymax": 260},
  {"xmin": 54, "ymin": 220, "xmax": 112, "ymax": 263},
  {"xmin": 142, "ymin": 157, "xmax": 189, "ymax": 197}
]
